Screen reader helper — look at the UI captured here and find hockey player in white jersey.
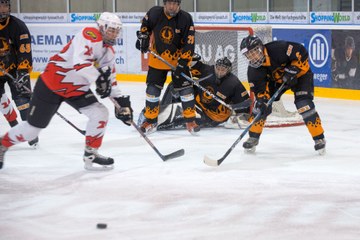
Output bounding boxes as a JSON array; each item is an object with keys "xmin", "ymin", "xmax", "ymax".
[{"xmin": 0, "ymin": 12, "xmax": 133, "ymax": 171}]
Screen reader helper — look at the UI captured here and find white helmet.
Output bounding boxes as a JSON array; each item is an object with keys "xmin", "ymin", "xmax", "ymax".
[{"xmin": 97, "ymin": 12, "xmax": 122, "ymax": 46}]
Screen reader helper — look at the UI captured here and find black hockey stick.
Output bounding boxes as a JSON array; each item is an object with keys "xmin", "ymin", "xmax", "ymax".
[
  {"xmin": 204, "ymin": 81, "xmax": 288, "ymax": 166},
  {"xmin": 55, "ymin": 112, "xmax": 86, "ymax": 135},
  {"xmin": 149, "ymin": 50, "xmax": 238, "ymax": 111},
  {"xmin": 109, "ymin": 97, "xmax": 185, "ymax": 161},
  {"xmin": 0, "ymin": 67, "xmax": 86, "ymax": 135}
]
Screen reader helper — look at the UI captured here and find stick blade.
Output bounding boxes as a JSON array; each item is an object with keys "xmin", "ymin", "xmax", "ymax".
[
  {"xmin": 203, "ymin": 155, "xmax": 221, "ymax": 167},
  {"xmin": 162, "ymin": 149, "xmax": 185, "ymax": 161}
]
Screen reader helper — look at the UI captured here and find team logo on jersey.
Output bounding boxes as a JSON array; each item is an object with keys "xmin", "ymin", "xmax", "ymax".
[
  {"xmin": 201, "ymin": 86, "xmax": 215, "ymax": 103},
  {"xmin": 160, "ymin": 26, "xmax": 174, "ymax": 44},
  {"xmin": 85, "ymin": 30, "xmax": 98, "ymax": 40},
  {"xmin": 308, "ymin": 33, "xmax": 329, "ymax": 68}
]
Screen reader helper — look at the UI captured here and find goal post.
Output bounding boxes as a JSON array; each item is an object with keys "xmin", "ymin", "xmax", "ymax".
[{"xmin": 194, "ymin": 24, "xmax": 304, "ymax": 128}]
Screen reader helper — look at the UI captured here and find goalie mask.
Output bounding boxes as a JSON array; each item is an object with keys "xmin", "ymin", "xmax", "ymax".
[
  {"xmin": 0, "ymin": 0, "xmax": 10, "ymax": 22},
  {"xmin": 240, "ymin": 35, "xmax": 265, "ymax": 68},
  {"xmin": 215, "ymin": 57, "xmax": 232, "ymax": 80},
  {"xmin": 97, "ymin": 12, "xmax": 122, "ymax": 46},
  {"xmin": 163, "ymin": 0, "xmax": 181, "ymax": 17}
]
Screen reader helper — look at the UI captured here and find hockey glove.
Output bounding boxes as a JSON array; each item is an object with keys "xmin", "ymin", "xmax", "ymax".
[
  {"xmin": 135, "ymin": 31, "xmax": 150, "ymax": 53},
  {"xmin": 95, "ymin": 67, "xmax": 112, "ymax": 99},
  {"xmin": 283, "ymin": 65, "xmax": 300, "ymax": 88},
  {"xmin": 173, "ymin": 58, "xmax": 188, "ymax": 79},
  {"xmin": 114, "ymin": 96, "xmax": 133, "ymax": 126},
  {"xmin": 15, "ymin": 70, "xmax": 31, "ymax": 94},
  {"xmin": 253, "ymin": 97, "xmax": 269, "ymax": 115}
]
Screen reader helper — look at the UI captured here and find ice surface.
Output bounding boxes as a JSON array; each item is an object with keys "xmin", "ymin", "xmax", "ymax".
[{"xmin": 1, "ymin": 82, "xmax": 360, "ymax": 240}]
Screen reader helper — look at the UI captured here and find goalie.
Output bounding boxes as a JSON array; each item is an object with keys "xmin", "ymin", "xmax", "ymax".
[{"xmin": 138, "ymin": 55, "xmax": 251, "ymax": 131}]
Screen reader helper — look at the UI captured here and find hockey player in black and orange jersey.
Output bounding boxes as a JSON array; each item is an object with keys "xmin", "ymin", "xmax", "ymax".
[
  {"xmin": 0, "ymin": 0, "xmax": 38, "ymax": 146},
  {"xmin": 135, "ymin": 0, "xmax": 199, "ymax": 135},
  {"xmin": 240, "ymin": 35, "xmax": 326, "ymax": 155},
  {"xmin": 138, "ymin": 55, "xmax": 251, "ymax": 130}
]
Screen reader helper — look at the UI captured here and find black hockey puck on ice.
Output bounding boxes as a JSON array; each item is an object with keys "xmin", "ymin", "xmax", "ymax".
[{"xmin": 97, "ymin": 223, "xmax": 107, "ymax": 229}]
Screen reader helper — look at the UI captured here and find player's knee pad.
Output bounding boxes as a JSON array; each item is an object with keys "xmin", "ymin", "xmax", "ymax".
[
  {"xmin": 80, "ymin": 102, "xmax": 109, "ymax": 122},
  {"xmin": 179, "ymin": 87, "xmax": 195, "ymax": 103},
  {"xmin": 295, "ymin": 99, "xmax": 316, "ymax": 119},
  {"xmin": 146, "ymin": 84, "xmax": 161, "ymax": 102}
]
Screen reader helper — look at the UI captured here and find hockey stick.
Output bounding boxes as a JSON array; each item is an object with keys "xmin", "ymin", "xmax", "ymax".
[
  {"xmin": 204, "ymin": 81, "xmax": 288, "ymax": 167},
  {"xmin": 55, "ymin": 112, "xmax": 86, "ymax": 135},
  {"xmin": 148, "ymin": 50, "xmax": 238, "ymax": 111},
  {"xmin": 109, "ymin": 97, "xmax": 185, "ymax": 161},
  {"xmin": 0, "ymin": 67, "xmax": 86, "ymax": 135}
]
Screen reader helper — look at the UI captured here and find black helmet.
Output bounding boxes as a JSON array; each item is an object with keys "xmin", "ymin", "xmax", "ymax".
[
  {"xmin": 240, "ymin": 35, "xmax": 265, "ymax": 68},
  {"xmin": 215, "ymin": 57, "xmax": 232, "ymax": 79},
  {"xmin": 163, "ymin": 0, "xmax": 181, "ymax": 4},
  {"xmin": 0, "ymin": 0, "xmax": 10, "ymax": 22}
]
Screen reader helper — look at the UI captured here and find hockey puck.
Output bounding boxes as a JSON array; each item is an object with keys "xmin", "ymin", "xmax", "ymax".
[{"xmin": 96, "ymin": 223, "xmax": 107, "ymax": 229}]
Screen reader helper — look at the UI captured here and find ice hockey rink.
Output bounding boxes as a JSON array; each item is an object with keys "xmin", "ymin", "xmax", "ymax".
[{"xmin": 1, "ymin": 82, "xmax": 359, "ymax": 240}]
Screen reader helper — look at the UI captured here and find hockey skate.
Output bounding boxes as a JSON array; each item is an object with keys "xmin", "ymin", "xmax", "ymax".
[
  {"xmin": 0, "ymin": 138, "xmax": 8, "ymax": 169},
  {"xmin": 28, "ymin": 137, "xmax": 39, "ymax": 149},
  {"xmin": 186, "ymin": 121, "xmax": 200, "ymax": 135},
  {"xmin": 314, "ymin": 138, "xmax": 326, "ymax": 155},
  {"xmin": 140, "ymin": 121, "xmax": 158, "ymax": 135},
  {"xmin": 243, "ymin": 137, "xmax": 259, "ymax": 153},
  {"xmin": 83, "ymin": 146, "xmax": 114, "ymax": 171}
]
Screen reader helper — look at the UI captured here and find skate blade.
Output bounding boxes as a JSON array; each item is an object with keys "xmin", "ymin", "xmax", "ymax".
[
  {"xmin": 317, "ymin": 148, "xmax": 326, "ymax": 156},
  {"xmin": 84, "ymin": 163, "xmax": 114, "ymax": 171},
  {"xmin": 244, "ymin": 147, "xmax": 256, "ymax": 154}
]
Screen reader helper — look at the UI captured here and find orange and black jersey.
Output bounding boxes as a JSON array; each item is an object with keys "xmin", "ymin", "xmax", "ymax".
[
  {"xmin": 0, "ymin": 15, "xmax": 32, "ymax": 76},
  {"xmin": 140, "ymin": 6, "xmax": 195, "ymax": 70},
  {"xmin": 247, "ymin": 40, "xmax": 310, "ymax": 99},
  {"xmin": 191, "ymin": 61, "xmax": 249, "ymax": 123}
]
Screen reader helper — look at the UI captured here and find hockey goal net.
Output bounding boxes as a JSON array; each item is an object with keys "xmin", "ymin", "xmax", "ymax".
[{"xmin": 194, "ymin": 25, "xmax": 303, "ymax": 128}]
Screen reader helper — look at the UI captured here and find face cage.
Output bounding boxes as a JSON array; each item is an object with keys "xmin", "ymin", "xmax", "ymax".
[
  {"xmin": 0, "ymin": 1, "xmax": 10, "ymax": 21},
  {"xmin": 244, "ymin": 46, "xmax": 265, "ymax": 68},
  {"xmin": 215, "ymin": 64, "xmax": 231, "ymax": 79},
  {"xmin": 100, "ymin": 27, "xmax": 120, "ymax": 46},
  {"xmin": 164, "ymin": 1, "xmax": 180, "ymax": 17}
]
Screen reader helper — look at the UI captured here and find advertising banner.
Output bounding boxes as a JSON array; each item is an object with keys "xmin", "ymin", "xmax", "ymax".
[
  {"xmin": 19, "ymin": 13, "xmax": 68, "ymax": 23},
  {"xmin": 273, "ymin": 29, "xmax": 332, "ymax": 87},
  {"xmin": 231, "ymin": 12, "xmax": 267, "ymax": 24},
  {"xmin": 310, "ymin": 12, "xmax": 352, "ymax": 24},
  {"xmin": 353, "ymin": 12, "xmax": 360, "ymax": 24},
  {"xmin": 194, "ymin": 12, "xmax": 230, "ymax": 23},
  {"xmin": 28, "ymin": 24, "xmax": 143, "ymax": 75},
  {"xmin": 268, "ymin": 12, "xmax": 308, "ymax": 24}
]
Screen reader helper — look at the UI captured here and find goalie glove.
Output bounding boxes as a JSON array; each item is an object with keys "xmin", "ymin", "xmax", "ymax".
[
  {"xmin": 135, "ymin": 31, "xmax": 150, "ymax": 53},
  {"xmin": 283, "ymin": 65, "xmax": 300, "ymax": 88},
  {"xmin": 15, "ymin": 70, "xmax": 31, "ymax": 93},
  {"xmin": 114, "ymin": 96, "xmax": 133, "ymax": 126},
  {"xmin": 95, "ymin": 67, "xmax": 112, "ymax": 99}
]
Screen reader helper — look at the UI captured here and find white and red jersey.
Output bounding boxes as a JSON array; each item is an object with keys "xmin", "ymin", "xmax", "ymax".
[{"xmin": 41, "ymin": 26, "xmax": 119, "ymax": 98}]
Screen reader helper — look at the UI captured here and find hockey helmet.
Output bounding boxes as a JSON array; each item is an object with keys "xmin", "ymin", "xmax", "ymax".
[
  {"xmin": 240, "ymin": 35, "xmax": 265, "ymax": 68},
  {"xmin": 163, "ymin": 0, "xmax": 181, "ymax": 4},
  {"xmin": 0, "ymin": 0, "xmax": 10, "ymax": 22},
  {"xmin": 215, "ymin": 57, "xmax": 232, "ymax": 79},
  {"xmin": 97, "ymin": 12, "xmax": 122, "ymax": 46}
]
